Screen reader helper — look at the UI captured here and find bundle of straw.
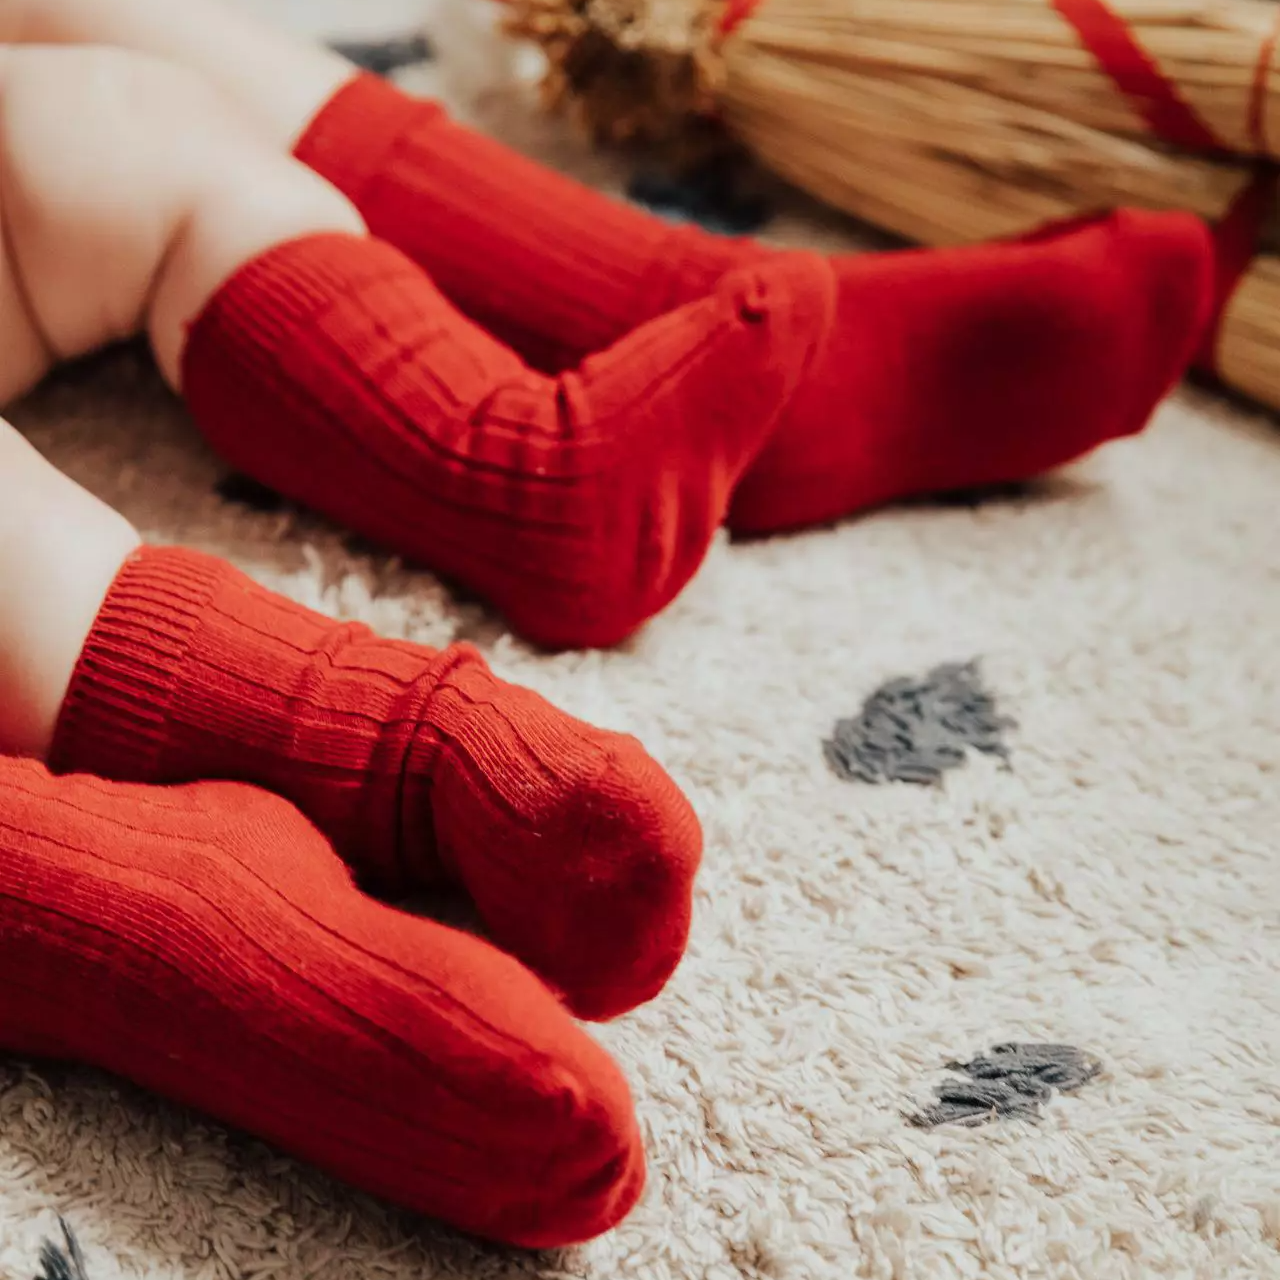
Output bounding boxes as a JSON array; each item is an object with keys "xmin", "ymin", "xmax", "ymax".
[{"xmin": 502, "ymin": 0, "xmax": 1280, "ymax": 410}]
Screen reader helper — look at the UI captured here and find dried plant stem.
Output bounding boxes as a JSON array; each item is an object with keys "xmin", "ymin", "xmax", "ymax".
[{"xmin": 505, "ymin": 0, "xmax": 1280, "ymax": 408}]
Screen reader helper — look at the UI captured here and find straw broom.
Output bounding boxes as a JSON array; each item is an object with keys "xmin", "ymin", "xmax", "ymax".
[{"xmin": 502, "ymin": 0, "xmax": 1280, "ymax": 410}]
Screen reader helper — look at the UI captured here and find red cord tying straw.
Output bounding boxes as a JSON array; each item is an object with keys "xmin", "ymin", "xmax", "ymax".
[
  {"xmin": 722, "ymin": 0, "xmax": 1278, "ymax": 376},
  {"xmin": 1049, "ymin": 0, "xmax": 1280, "ymax": 375},
  {"xmin": 516, "ymin": 0, "xmax": 1280, "ymax": 379},
  {"xmin": 718, "ymin": 0, "xmax": 760, "ymax": 38}
]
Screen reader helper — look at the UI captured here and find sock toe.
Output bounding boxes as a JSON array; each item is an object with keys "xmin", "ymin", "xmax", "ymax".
[
  {"xmin": 1107, "ymin": 208, "xmax": 1215, "ymax": 435},
  {"xmin": 51, "ymin": 549, "xmax": 701, "ymax": 1023},
  {"xmin": 498, "ymin": 1056, "xmax": 648, "ymax": 1247},
  {"xmin": 727, "ymin": 208, "xmax": 1215, "ymax": 534},
  {"xmin": 1002, "ymin": 208, "xmax": 1214, "ymax": 460},
  {"xmin": 525, "ymin": 736, "xmax": 703, "ymax": 1022},
  {"xmin": 496, "ymin": 253, "xmax": 837, "ymax": 651},
  {"xmin": 0, "ymin": 760, "xmax": 647, "ymax": 1248},
  {"xmin": 427, "ymin": 657, "xmax": 703, "ymax": 1021}
]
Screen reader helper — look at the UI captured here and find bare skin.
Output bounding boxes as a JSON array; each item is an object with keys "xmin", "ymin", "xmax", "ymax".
[
  {"xmin": 5, "ymin": 0, "xmax": 355, "ymax": 151},
  {"xmin": 0, "ymin": 424, "xmax": 139, "ymax": 759},
  {"xmin": 0, "ymin": 43, "xmax": 365, "ymax": 757}
]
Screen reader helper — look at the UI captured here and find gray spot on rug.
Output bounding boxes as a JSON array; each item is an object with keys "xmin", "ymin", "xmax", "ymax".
[
  {"xmin": 824, "ymin": 659, "xmax": 1016, "ymax": 786},
  {"xmin": 907, "ymin": 1043, "xmax": 1103, "ymax": 1129},
  {"xmin": 36, "ymin": 1218, "xmax": 89, "ymax": 1280}
]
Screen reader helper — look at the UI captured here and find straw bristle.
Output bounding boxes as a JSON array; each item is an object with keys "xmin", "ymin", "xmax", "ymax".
[
  {"xmin": 714, "ymin": 0, "xmax": 1280, "ymax": 403},
  {"xmin": 504, "ymin": 0, "xmax": 1280, "ymax": 409},
  {"xmin": 503, "ymin": 0, "xmax": 725, "ymax": 147}
]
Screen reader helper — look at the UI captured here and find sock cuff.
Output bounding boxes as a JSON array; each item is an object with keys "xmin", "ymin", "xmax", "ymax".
[
  {"xmin": 49, "ymin": 545, "xmax": 231, "ymax": 783},
  {"xmin": 294, "ymin": 72, "xmax": 442, "ymax": 208},
  {"xmin": 180, "ymin": 232, "xmax": 425, "ymax": 405},
  {"xmin": 186, "ymin": 232, "xmax": 417, "ymax": 350}
]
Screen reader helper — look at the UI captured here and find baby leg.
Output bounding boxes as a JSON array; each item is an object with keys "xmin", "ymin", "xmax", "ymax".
[
  {"xmin": 9, "ymin": 0, "xmax": 353, "ymax": 150},
  {"xmin": 3, "ymin": 7, "xmax": 1216, "ymax": 540},
  {"xmin": 2, "ymin": 0, "xmax": 739, "ymax": 370},
  {"xmin": 0, "ymin": 38, "xmax": 352, "ymax": 748},
  {"xmin": 0, "ymin": 48, "xmax": 830, "ymax": 651},
  {"xmin": 0, "ymin": 44, "xmax": 364, "ymax": 387},
  {"xmin": 0, "ymin": 757, "xmax": 644, "ymax": 1245},
  {"xmin": 0, "ymin": 45, "xmax": 725, "ymax": 1018},
  {"xmin": 3, "ymin": 403, "xmax": 702, "ymax": 1019},
  {"xmin": 0, "ymin": 395, "xmax": 704, "ymax": 1019},
  {"xmin": 0, "ymin": 424, "xmax": 139, "ymax": 758}
]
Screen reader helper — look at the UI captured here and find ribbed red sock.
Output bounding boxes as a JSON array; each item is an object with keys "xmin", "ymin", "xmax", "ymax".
[
  {"xmin": 294, "ymin": 73, "xmax": 754, "ymax": 373},
  {"xmin": 295, "ymin": 75, "xmax": 1213, "ymax": 534},
  {"xmin": 180, "ymin": 232, "xmax": 832, "ymax": 649},
  {"xmin": 0, "ymin": 758, "xmax": 642, "ymax": 1245},
  {"xmin": 51, "ymin": 544, "xmax": 702, "ymax": 1021}
]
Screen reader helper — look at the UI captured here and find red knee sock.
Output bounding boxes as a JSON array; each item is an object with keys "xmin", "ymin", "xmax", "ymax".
[
  {"xmin": 51, "ymin": 544, "xmax": 702, "ymax": 1021},
  {"xmin": 180, "ymin": 232, "xmax": 832, "ymax": 649},
  {"xmin": 296, "ymin": 75, "xmax": 1213, "ymax": 533},
  {"xmin": 0, "ymin": 759, "xmax": 642, "ymax": 1245},
  {"xmin": 294, "ymin": 73, "xmax": 754, "ymax": 372}
]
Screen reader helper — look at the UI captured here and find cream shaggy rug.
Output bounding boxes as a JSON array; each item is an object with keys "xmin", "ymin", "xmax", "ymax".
[{"xmin": 3, "ymin": 3, "xmax": 1279, "ymax": 1278}]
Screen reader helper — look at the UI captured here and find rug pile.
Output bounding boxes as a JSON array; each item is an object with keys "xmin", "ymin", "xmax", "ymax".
[{"xmin": 1, "ymin": 3, "xmax": 1277, "ymax": 1277}]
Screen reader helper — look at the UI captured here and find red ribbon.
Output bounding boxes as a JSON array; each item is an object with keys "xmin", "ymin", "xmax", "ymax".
[
  {"xmin": 1051, "ymin": 0, "xmax": 1279, "ymax": 374},
  {"xmin": 1049, "ymin": 0, "xmax": 1219, "ymax": 151},
  {"xmin": 719, "ymin": 0, "xmax": 761, "ymax": 37},
  {"xmin": 724, "ymin": 0, "xmax": 1275, "ymax": 374},
  {"xmin": 1248, "ymin": 5, "xmax": 1280, "ymax": 156}
]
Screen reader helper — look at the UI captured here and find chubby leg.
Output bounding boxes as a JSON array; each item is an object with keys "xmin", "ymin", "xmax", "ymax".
[
  {"xmin": 2, "ymin": 398, "xmax": 702, "ymax": 1019},
  {"xmin": 2, "ymin": 0, "xmax": 739, "ymax": 370},
  {"xmin": 0, "ymin": 46, "xmax": 723, "ymax": 1018},
  {"xmin": 0, "ymin": 42, "xmax": 356, "ymax": 752},
  {"xmin": 0, "ymin": 44, "xmax": 833, "ymax": 649},
  {"xmin": 0, "ymin": 44, "xmax": 364, "ymax": 386},
  {"xmin": 0, "ymin": 757, "xmax": 644, "ymax": 1245},
  {"xmin": 7, "ymin": 0, "xmax": 1218, "ymax": 538},
  {"xmin": 8, "ymin": 0, "xmax": 353, "ymax": 151},
  {"xmin": 0, "ymin": 426, "xmax": 138, "ymax": 758}
]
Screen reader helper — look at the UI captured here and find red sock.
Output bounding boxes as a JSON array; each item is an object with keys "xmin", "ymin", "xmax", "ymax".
[
  {"xmin": 51, "ymin": 544, "xmax": 702, "ymax": 1021},
  {"xmin": 296, "ymin": 75, "xmax": 1213, "ymax": 532},
  {"xmin": 727, "ymin": 210, "xmax": 1214, "ymax": 532},
  {"xmin": 0, "ymin": 758, "xmax": 642, "ymax": 1246},
  {"xmin": 180, "ymin": 232, "xmax": 832, "ymax": 649},
  {"xmin": 294, "ymin": 73, "xmax": 754, "ymax": 372}
]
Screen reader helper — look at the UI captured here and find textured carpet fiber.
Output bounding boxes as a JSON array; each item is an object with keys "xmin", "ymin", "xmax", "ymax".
[{"xmin": 3, "ymin": 5, "xmax": 1280, "ymax": 1277}]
